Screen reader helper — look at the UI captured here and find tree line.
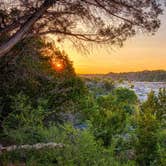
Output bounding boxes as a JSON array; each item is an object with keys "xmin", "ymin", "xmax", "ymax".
[{"xmin": 107, "ymin": 70, "xmax": 166, "ymax": 82}]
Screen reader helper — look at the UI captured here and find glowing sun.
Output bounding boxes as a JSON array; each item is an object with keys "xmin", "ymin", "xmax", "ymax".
[{"xmin": 51, "ymin": 59, "xmax": 64, "ymax": 72}]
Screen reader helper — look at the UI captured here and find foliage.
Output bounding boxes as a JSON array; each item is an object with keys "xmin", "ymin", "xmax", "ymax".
[
  {"xmin": 0, "ymin": 123, "xmax": 136, "ymax": 166},
  {"xmin": 135, "ymin": 89, "xmax": 166, "ymax": 166},
  {"xmin": 0, "ymin": 37, "xmax": 87, "ymax": 130},
  {"xmin": 2, "ymin": 93, "xmax": 48, "ymax": 144},
  {"xmin": 1, "ymin": 84, "xmax": 165, "ymax": 166},
  {"xmin": 90, "ymin": 88, "xmax": 137, "ymax": 147},
  {"xmin": 85, "ymin": 77, "xmax": 115, "ymax": 96},
  {"xmin": 0, "ymin": 0, "xmax": 164, "ymax": 57},
  {"xmin": 0, "ymin": 37, "xmax": 165, "ymax": 165},
  {"xmin": 97, "ymin": 88, "xmax": 137, "ymax": 113}
]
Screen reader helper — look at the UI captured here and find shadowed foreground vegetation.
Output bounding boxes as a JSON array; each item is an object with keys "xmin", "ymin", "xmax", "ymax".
[{"xmin": 0, "ymin": 38, "xmax": 166, "ymax": 166}]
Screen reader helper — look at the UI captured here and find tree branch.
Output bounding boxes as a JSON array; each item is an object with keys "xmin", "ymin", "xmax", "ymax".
[
  {"xmin": 38, "ymin": 30, "xmax": 110, "ymax": 43},
  {"xmin": 0, "ymin": 0, "xmax": 56, "ymax": 58},
  {"xmin": 0, "ymin": 14, "xmax": 32, "ymax": 35}
]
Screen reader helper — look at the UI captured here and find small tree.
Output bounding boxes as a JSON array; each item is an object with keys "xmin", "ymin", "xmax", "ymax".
[{"xmin": 135, "ymin": 90, "xmax": 166, "ymax": 165}]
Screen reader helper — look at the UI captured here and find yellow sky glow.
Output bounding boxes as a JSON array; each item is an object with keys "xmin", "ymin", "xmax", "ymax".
[{"xmin": 52, "ymin": 14, "xmax": 166, "ymax": 74}]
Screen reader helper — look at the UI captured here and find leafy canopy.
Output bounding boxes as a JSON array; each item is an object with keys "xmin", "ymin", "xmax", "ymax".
[{"xmin": 0, "ymin": 0, "xmax": 164, "ymax": 57}]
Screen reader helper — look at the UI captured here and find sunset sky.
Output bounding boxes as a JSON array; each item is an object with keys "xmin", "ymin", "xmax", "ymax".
[{"xmin": 57, "ymin": 11, "xmax": 166, "ymax": 74}]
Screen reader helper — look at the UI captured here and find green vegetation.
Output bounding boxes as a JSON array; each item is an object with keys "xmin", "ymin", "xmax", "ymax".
[
  {"xmin": 135, "ymin": 89, "xmax": 166, "ymax": 165},
  {"xmin": 0, "ymin": 38, "xmax": 166, "ymax": 166}
]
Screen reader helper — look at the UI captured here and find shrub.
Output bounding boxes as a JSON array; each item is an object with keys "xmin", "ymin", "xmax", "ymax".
[{"xmin": 0, "ymin": 124, "xmax": 135, "ymax": 166}]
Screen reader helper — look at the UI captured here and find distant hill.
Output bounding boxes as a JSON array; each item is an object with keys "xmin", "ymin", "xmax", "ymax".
[
  {"xmin": 80, "ymin": 70, "xmax": 166, "ymax": 82},
  {"xmin": 106, "ymin": 70, "xmax": 166, "ymax": 82}
]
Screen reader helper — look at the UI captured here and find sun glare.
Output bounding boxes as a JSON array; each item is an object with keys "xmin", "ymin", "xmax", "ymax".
[{"xmin": 51, "ymin": 59, "xmax": 64, "ymax": 72}]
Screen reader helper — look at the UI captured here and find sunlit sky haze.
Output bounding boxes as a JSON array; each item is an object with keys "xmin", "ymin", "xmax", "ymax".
[{"xmin": 52, "ymin": 10, "xmax": 166, "ymax": 74}]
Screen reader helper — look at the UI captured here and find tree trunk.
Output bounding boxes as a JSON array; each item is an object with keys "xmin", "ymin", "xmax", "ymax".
[
  {"xmin": 0, "ymin": 142, "xmax": 64, "ymax": 154},
  {"xmin": 0, "ymin": 0, "xmax": 56, "ymax": 58}
]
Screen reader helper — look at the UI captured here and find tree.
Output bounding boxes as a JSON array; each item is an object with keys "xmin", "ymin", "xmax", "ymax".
[
  {"xmin": 0, "ymin": 37, "xmax": 87, "ymax": 130},
  {"xmin": 91, "ymin": 88, "xmax": 137, "ymax": 146},
  {"xmin": 135, "ymin": 89, "xmax": 166, "ymax": 166},
  {"xmin": 114, "ymin": 87, "xmax": 137, "ymax": 105},
  {"xmin": 0, "ymin": 0, "xmax": 164, "ymax": 57}
]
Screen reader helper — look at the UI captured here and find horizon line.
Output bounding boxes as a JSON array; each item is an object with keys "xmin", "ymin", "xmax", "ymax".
[{"xmin": 77, "ymin": 69, "xmax": 166, "ymax": 75}]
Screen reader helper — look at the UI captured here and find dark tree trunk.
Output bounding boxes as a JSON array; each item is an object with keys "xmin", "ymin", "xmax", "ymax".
[{"xmin": 0, "ymin": 0, "xmax": 56, "ymax": 58}]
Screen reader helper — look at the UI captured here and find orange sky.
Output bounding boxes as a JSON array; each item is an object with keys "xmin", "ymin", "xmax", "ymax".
[{"xmin": 52, "ymin": 13, "xmax": 166, "ymax": 74}]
